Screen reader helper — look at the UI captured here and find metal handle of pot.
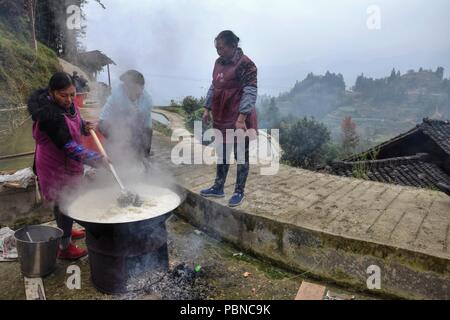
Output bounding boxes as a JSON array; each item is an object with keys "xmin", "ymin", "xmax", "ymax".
[{"xmin": 89, "ymin": 129, "xmax": 126, "ymax": 192}]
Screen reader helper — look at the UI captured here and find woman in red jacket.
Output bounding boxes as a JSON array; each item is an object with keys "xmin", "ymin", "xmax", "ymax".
[{"xmin": 201, "ymin": 30, "xmax": 258, "ymax": 207}]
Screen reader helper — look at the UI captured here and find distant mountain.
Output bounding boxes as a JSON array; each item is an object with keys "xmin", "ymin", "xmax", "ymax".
[
  {"xmin": 276, "ymin": 72, "xmax": 346, "ymax": 119},
  {"xmin": 259, "ymin": 67, "xmax": 450, "ymax": 145}
]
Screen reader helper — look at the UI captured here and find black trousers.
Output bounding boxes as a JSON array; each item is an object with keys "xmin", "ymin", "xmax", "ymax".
[
  {"xmin": 214, "ymin": 137, "xmax": 250, "ymax": 194},
  {"xmin": 134, "ymin": 128, "xmax": 153, "ymax": 159},
  {"xmin": 54, "ymin": 205, "xmax": 73, "ymax": 243}
]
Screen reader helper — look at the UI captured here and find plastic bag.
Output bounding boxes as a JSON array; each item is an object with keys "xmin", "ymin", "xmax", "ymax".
[
  {"xmin": 0, "ymin": 168, "xmax": 35, "ymax": 188},
  {"xmin": 0, "ymin": 227, "xmax": 18, "ymax": 261}
]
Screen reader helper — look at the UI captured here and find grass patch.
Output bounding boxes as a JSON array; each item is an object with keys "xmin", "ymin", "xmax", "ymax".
[
  {"xmin": 230, "ymin": 252, "xmax": 292, "ymax": 280},
  {"xmin": 352, "ymin": 146, "xmax": 380, "ymax": 179},
  {"xmin": 153, "ymin": 121, "xmax": 172, "ymax": 137},
  {"xmin": 161, "ymin": 106, "xmax": 187, "ymax": 117},
  {"xmin": 0, "ymin": 21, "xmax": 60, "ymax": 109}
]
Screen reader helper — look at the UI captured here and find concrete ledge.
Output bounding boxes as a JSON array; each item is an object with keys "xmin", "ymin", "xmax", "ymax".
[
  {"xmin": 0, "ymin": 185, "xmax": 52, "ymax": 228},
  {"xmin": 176, "ymin": 189, "xmax": 449, "ymax": 300},
  {"xmin": 0, "ymin": 185, "xmax": 37, "ymax": 225}
]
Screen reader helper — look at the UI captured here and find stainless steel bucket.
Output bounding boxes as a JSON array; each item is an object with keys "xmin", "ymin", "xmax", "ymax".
[{"xmin": 14, "ymin": 225, "xmax": 63, "ymax": 278}]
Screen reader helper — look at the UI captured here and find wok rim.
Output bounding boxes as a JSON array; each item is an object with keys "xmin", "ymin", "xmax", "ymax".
[
  {"xmin": 69, "ymin": 209, "xmax": 174, "ymax": 226},
  {"xmin": 63, "ymin": 184, "xmax": 186, "ymax": 226}
]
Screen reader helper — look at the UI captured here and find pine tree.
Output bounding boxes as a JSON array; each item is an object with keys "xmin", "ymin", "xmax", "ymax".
[
  {"xmin": 390, "ymin": 68, "xmax": 396, "ymax": 80},
  {"xmin": 436, "ymin": 67, "xmax": 444, "ymax": 80}
]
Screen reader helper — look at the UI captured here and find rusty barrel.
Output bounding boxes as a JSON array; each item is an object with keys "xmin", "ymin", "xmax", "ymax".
[{"xmin": 76, "ymin": 213, "xmax": 171, "ymax": 294}]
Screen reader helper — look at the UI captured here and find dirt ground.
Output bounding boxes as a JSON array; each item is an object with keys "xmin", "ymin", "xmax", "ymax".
[{"xmin": 0, "ymin": 215, "xmax": 375, "ymax": 300}]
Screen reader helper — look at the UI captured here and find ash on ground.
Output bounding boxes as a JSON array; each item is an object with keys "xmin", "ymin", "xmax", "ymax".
[{"xmin": 122, "ymin": 263, "xmax": 214, "ymax": 300}]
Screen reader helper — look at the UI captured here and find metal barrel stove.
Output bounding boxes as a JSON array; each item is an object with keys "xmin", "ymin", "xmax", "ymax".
[{"xmin": 76, "ymin": 212, "xmax": 171, "ymax": 294}]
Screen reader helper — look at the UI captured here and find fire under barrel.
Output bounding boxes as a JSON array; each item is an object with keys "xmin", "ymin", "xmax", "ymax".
[{"xmin": 77, "ymin": 213, "xmax": 171, "ymax": 294}]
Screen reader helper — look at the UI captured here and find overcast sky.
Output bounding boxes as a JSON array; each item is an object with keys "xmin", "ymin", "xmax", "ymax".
[{"xmin": 83, "ymin": 0, "xmax": 450, "ymax": 105}]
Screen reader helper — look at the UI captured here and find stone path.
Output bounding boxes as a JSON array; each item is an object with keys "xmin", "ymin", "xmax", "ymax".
[{"xmin": 154, "ymin": 108, "xmax": 450, "ymax": 262}]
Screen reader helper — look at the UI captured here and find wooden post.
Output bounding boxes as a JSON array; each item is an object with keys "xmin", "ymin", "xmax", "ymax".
[
  {"xmin": 107, "ymin": 63, "xmax": 111, "ymax": 88},
  {"xmin": 24, "ymin": 277, "xmax": 46, "ymax": 300}
]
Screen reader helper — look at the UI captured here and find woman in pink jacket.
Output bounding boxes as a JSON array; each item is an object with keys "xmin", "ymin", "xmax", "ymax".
[{"xmin": 28, "ymin": 72, "xmax": 107, "ymax": 260}]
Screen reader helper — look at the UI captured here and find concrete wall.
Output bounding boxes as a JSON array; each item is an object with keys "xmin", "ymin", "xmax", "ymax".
[
  {"xmin": 176, "ymin": 190, "xmax": 449, "ymax": 300},
  {"xmin": 0, "ymin": 186, "xmax": 52, "ymax": 227}
]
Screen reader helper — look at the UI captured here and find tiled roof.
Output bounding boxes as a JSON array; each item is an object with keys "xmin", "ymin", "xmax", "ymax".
[
  {"xmin": 329, "ymin": 153, "xmax": 450, "ymax": 189},
  {"xmin": 77, "ymin": 50, "xmax": 116, "ymax": 68},
  {"xmin": 345, "ymin": 118, "xmax": 450, "ymax": 161},
  {"xmin": 420, "ymin": 118, "xmax": 450, "ymax": 155}
]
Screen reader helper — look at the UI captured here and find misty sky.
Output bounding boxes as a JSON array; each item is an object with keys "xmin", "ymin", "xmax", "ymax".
[{"xmin": 83, "ymin": 0, "xmax": 450, "ymax": 105}]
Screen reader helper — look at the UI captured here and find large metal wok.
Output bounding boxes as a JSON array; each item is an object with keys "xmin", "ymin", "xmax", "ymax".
[{"xmin": 63, "ymin": 183, "xmax": 185, "ymax": 294}]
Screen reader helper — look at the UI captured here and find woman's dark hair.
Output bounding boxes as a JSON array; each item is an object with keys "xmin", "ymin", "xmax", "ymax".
[
  {"xmin": 215, "ymin": 30, "xmax": 240, "ymax": 48},
  {"xmin": 120, "ymin": 70, "xmax": 145, "ymax": 86},
  {"xmin": 48, "ymin": 72, "xmax": 75, "ymax": 91}
]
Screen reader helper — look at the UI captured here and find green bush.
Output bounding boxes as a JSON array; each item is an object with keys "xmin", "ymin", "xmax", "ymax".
[
  {"xmin": 279, "ymin": 117, "xmax": 333, "ymax": 169},
  {"xmin": 180, "ymin": 96, "xmax": 205, "ymax": 115},
  {"xmin": 185, "ymin": 107, "xmax": 212, "ymax": 134},
  {"xmin": 169, "ymin": 96, "xmax": 210, "ymax": 135}
]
